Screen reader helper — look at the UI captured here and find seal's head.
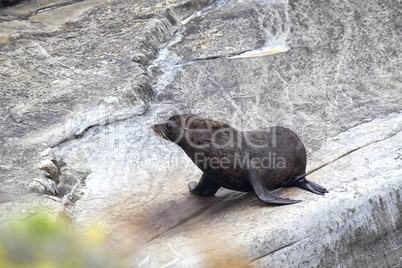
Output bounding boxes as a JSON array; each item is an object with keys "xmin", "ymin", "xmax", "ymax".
[
  {"xmin": 152, "ymin": 114, "xmax": 191, "ymax": 144},
  {"xmin": 152, "ymin": 114, "xmax": 235, "ymax": 150}
]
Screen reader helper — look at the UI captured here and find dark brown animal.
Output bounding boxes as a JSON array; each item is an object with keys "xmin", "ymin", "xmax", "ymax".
[{"xmin": 152, "ymin": 114, "xmax": 328, "ymax": 205}]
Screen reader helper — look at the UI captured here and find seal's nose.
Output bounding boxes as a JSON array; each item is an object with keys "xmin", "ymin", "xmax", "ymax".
[{"xmin": 151, "ymin": 123, "xmax": 163, "ymax": 133}]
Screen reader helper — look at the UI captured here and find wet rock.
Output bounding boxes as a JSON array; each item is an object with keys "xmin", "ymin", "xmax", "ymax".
[
  {"xmin": 169, "ymin": 0, "xmax": 214, "ymax": 20},
  {"xmin": 169, "ymin": 0, "xmax": 289, "ymax": 61},
  {"xmin": 155, "ymin": 0, "xmax": 400, "ymax": 152}
]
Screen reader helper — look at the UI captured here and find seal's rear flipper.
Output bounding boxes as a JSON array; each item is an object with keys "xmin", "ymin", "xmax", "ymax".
[
  {"xmin": 247, "ymin": 168, "xmax": 301, "ymax": 205},
  {"xmin": 295, "ymin": 177, "xmax": 328, "ymax": 195},
  {"xmin": 258, "ymin": 191, "xmax": 302, "ymax": 205}
]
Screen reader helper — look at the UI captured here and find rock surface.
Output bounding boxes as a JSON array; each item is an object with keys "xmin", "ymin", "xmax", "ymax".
[
  {"xmin": 0, "ymin": 0, "xmax": 401, "ymax": 267},
  {"xmin": 0, "ymin": 0, "xmax": 212, "ymax": 211}
]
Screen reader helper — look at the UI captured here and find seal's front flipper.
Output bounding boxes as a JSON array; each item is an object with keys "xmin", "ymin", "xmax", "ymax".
[
  {"xmin": 295, "ymin": 177, "xmax": 328, "ymax": 195},
  {"xmin": 189, "ymin": 173, "xmax": 220, "ymax": 196},
  {"xmin": 247, "ymin": 168, "xmax": 301, "ymax": 205}
]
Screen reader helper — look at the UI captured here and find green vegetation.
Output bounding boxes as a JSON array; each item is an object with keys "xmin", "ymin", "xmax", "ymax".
[{"xmin": 0, "ymin": 212, "xmax": 120, "ymax": 268}]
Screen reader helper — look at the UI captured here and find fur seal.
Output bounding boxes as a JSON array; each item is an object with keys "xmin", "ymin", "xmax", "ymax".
[{"xmin": 152, "ymin": 114, "xmax": 328, "ymax": 205}]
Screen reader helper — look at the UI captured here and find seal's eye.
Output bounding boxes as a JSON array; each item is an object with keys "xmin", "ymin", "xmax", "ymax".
[{"xmin": 165, "ymin": 122, "xmax": 172, "ymax": 131}]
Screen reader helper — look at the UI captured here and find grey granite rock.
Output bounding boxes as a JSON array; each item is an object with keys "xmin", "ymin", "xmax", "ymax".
[
  {"xmin": 169, "ymin": 0, "xmax": 289, "ymax": 61},
  {"xmin": 0, "ymin": 0, "xmax": 213, "ymax": 217},
  {"xmin": 0, "ymin": 0, "xmax": 401, "ymax": 267},
  {"xmin": 29, "ymin": 177, "xmax": 59, "ymax": 196}
]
